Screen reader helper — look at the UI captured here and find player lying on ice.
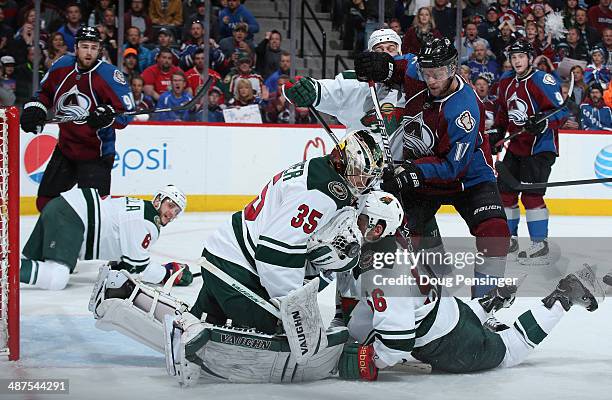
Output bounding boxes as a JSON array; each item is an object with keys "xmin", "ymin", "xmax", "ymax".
[
  {"xmin": 88, "ymin": 129, "xmax": 388, "ymax": 383},
  {"xmin": 20, "ymin": 184, "xmax": 193, "ymax": 290}
]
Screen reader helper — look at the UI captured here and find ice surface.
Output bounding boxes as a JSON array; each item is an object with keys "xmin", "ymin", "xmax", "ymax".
[{"xmin": 2, "ymin": 213, "xmax": 612, "ymax": 400}]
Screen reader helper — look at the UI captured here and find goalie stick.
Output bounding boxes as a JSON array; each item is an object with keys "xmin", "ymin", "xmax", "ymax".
[
  {"xmin": 47, "ymin": 76, "xmax": 213, "ymax": 124},
  {"xmin": 495, "ymin": 160, "xmax": 612, "ymax": 190},
  {"xmin": 493, "ymin": 72, "xmax": 574, "ymax": 149}
]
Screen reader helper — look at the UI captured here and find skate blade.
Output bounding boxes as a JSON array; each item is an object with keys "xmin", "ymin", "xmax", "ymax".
[{"xmin": 518, "ymin": 256, "xmax": 550, "ymax": 266}]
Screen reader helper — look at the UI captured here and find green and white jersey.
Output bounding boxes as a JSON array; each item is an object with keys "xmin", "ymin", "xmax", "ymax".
[
  {"xmin": 204, "ymin": 156, "xmax": 355, "ymax": 298},
  {"xmin": 312, "ymin": 71, "xmax": 405, "ymax": 161},
  {"xmin": 347, "ymin": 239, "xmax": 460, "ymax": 368},
  {"xmin": 61, "ymin": 188, "xmax": 163, "ymax": 279}
]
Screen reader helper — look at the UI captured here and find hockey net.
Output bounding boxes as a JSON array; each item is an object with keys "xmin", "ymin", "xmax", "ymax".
[{"xmin": 0, "ymin": 106, "xmax": 19, "ymax": 360}]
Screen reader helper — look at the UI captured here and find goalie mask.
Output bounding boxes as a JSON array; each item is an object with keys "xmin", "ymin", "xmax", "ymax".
[
  {"xmin": 331, "ymin": 130, "xmax": 384, "ymax": 196},
  {"xmin": 357, "ymin": 191, "xmax": 404, "ymax": 242},
  {"xmin": 307, "ymin": 207, "xmax": 362, "ymax": 272}
]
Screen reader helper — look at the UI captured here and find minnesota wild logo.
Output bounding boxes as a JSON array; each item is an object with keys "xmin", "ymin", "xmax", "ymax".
[{"xmin": 360, "ymin": 103, "xmax": 404, "ymax": 133}]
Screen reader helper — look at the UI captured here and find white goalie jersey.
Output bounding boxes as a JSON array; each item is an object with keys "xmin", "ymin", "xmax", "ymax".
[
  {"xmin": 61, "ymin": 187, "xmax": 165, "ymax": 282},
  {"xmin": 203, "ymin": 156, "xmax": 356, "ymax": 298}
]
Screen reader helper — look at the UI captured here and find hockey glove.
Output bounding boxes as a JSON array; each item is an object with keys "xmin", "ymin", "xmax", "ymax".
[
  {"xmin": 20, "ymin": 101, "xmax": 47, "ymax": 134},
  {"xmin": 87, "ymin": 104, "xmax": 116, "ymax": 129},
  {"xmin": 338, "ymin": 342, "xmax": 378, "ymax": 381},
  {"xmin": 524, "ymin": 113, "xmax": 548, "ymax": 137},
  {"xmin": 163, "ymin": 262, "xmax": 193, "ymax": 286},
  {"xmin": 283, "ymin": 77, "xmax": 318, "ymax": 107},
  {"xmin": 380, "ymin": 161, "xmax": 424, "ymax": 194},
  {"xmin": 488, "ymin": 126, "xmax": 505, "ymax": 155},
  {"xmin": 354, "ymin": 51, "xmax": 394, "ymax": 83}
]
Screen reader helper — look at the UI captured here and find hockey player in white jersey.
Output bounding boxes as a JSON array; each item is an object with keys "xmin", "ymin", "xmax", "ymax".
[{"xmin": 20, "ymin": 184, "xmax": 192, "ymax": 290}]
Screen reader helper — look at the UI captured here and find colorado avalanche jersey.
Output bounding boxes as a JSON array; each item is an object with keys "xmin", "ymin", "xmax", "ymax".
[
  {"xmin": 495, "ymin": 69, "xmax": 567, "ymax": 156},
  {"xmin": 36, "ymin": 55, "xmax": 135, "ymax": 160},
  {"xmin": 204, "ymin": 156, "xmax": 355, "ymax": 298},
  {"xmin": 60, "ymin": 187, "xmax": 166, "ymax": 283},
  {"xmin": 392, "ymin": 54, "xmax": 495, "ymax": 192}
]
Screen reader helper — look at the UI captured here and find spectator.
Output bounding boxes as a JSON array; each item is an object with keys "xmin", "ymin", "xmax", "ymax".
[
  {"xmin": 401, "ymin": 6, "xmax": 443, "ymax": 55},
  {"xmin": 459, "ymin": 64, "xmax": 472, "ymax": 83},
  {"xmin": 265, "ymin": 74, "xmax": 292, "ymax": 122},
  {"xmin": 479, "ymin": 5, "xmax": 501, "ymax": 44},
  {"xmin": 255, "ymin": 30, "xmax": 283, "ymax": 79},
  {"xmin": 0, "ymin": 9, "xmax": 14, "ymax": 51},
  {"xmin": 57, "ymin": 3, "xmax": 83, "ymax": 50},
  {"xmin": 459, "ymin": 22, "xmax": 490, "ymax": 63},
  {"xmin": 343, "ymin": 0, "xmax": 367, "ymax": 52},
  {"xmin": 96, "ymin": 24, "xmax": 116, "ymax": 64},
  {"xmin": 131, "ymin": 76, "xmax": 155, "ymax": 112},
  {"xmin": 149, "ymin": 28, "xmax": 180, "ymax": 66},
  {"xmin": 124, "ymin": 0, "xmax": 153, "ymax": 43},
  {"xmin": 142, "ymin": 47, "xmax": 181, "ymax": 101},
  {"xmin": 524, "ymin": 21, "xmax": 542, "ymax": 55},
  {"xmin": 123, "ymin": 26, "xmax": 152, "ymax": 73},
  {"xmin": 599, "ymin": 27, "xmax": 612, "ymax": 66},
  {"xmin": 464, "ymin": 0, "xmax": 487, "ymax": 23},
  {"xmin": 584, "ymin": 47, "xmax": 611, "ymax": 88},
  {"xmin": 498, "ymin": 0, "xmax": 521, "ymax": 27},
  {"xmin": 575, "ymin": 7, "xmax": 601, "ymax": 50},
  {"xmin": 388, "ymin": 18, "xmax": 403, "ymax": 37},
  {"xmin": 466, "ymin": 39, "xmax": 499, "ymax": 83},
  {"xmin": 587, "ymin": 0, "xmax": 612, "ymax": 35},
  {"xmin": 227, "ymin": 78, "xmax": 263, "ymax": 114},
  {"xmin": 536, "ymin": 25, "xmax": 555, "ymax": 60},
  {"xmin": 179, "ymin": 20, "xmax": 225, "ymax": 71},
  {"xmin": 363, "ymin": 0, "xmax": 394, "ymax": 48},
  {"xmin": 184, "ymin": 48, "xmax": 222, "ymax": 96},
  {"xmin": 88, "ymin": 0, "xmax": 113, "ymax": 27},
  {"xmin": 295, "ymin": 106, "xmax": 315, "ymax": 124},
  {"xmin": 491, "ymin": 20, "xmax": 516, "ymax": 64},
  {"xmin": 102, "ymin": 7, "xmax": 118, "ymax": 42},
  {"xmin": 121, "ymin": 48, "xmax": 140, "ymax": 82},
  {"xmin": 534, "ymin": 54, "xmax": 556, "ymax": 75},
  {"xmin": 563, "ymin": 0, "xmax": 580, "ymax": 29},
  {"xmin": 16, "ymin": 7, "xmax": 47, "ymax": 44},
  {"xmin": 155, "ymin": 71, "xmax": 192, "ymax": 121},
  {"xmin": 571, "ymin": 65, "xmax": 588, "ymax": 104},
  {"xmin": 182, "ymin": 0, "xmax": 219, "ymax": 42},
  {"xmin": 0, "ymin": 0, "xmax": 18, "ymax": 29},
  {"xmin": 228, "ymin": 56, "xmax": 268, "ymax": 100},
  {"xmin": 0, "ymin": 55, "xmax": 15, "ymax": 93},
  {"xmin": 561, "ymin": 81, "xmax": 581, "ymax": 129},
  {"xmin": 473, "ymin": 76, "xmax": 495, "ymax": 129},
  {"xmin": 218, "ymin": 0, "xmax": 259, "ymax": 40},
  {"xmin": 35, "ymin": 1, "xmax": 64, "ymax": 33},
  {"xmin": 264, "ymin": 51, "xmax": 291, "ymax": 94},
  {"xmin": 44, "ymin": 31, "xmax": 68, "ymax": 69},
  {"xmin": 149, "ymin": 0, "xmax": 183, "ymax": 29},
  {"xmin": 0, "ymin": 63, "xmax": 14, "ymax": 105},
  {"xmin": 219, "ymin": 22, "xmax": 254, "ymax": 63},
  {"xmin": 580, "ymin": 82, "xmax": 612, "ymax": 130},
  {"xmin": 208, "ymin": 86, "xmax": 225, "ymax": 122},
  {"xmin": 14, "ymin": 46, "xmax": 44, "ymax": 107},
  {"xmin": 563, "ymin": 27, "xmax": 589, "ymax": 61},
  {"xmin": 432, "ymin": 0, "xmax": 456, "ymax": 41}
]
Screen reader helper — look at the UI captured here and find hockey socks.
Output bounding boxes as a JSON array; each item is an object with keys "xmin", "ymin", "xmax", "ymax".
[
  {"xmin": 525, "ymin": 207, "xmax": 549, "ymax": 242},
  {"xmin": 504, "ymin": 206, "xmax": 520, "ymax": 237},
  {"xmin": 20, "ymin": 258, "xmax": 70, "ymax": 290}
]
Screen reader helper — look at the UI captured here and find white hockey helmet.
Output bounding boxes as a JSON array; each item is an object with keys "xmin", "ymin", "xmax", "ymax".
[
  {"xmin": 153, "ymin": 184, "xmax": 187, "ymax": 212},
  {"xmin": 331, "ymin": 130, "xmax": 385, "ymax": 196},
  {"xmin": 367, "ymin": 28, "xmax": 402, "ymax": 55},
  {"xmin": 358, "ymin": 191, "xmax": 404, "ymax": 239}
]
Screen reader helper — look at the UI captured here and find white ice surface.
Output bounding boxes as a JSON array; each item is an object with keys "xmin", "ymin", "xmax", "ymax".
[{"xmin": 2, "ymin": 213, "xmax": 612, "ymax": 400}]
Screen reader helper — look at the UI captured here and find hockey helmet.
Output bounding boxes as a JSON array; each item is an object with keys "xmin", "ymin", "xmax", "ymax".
[
  {"xmin": 367, "ymin": 28, "xmax": 402, "ymax": 55},
  {"xmin": 75, "ymin": 25, "xmax": 101, "ymax": 45},
  {"xmin": 505, "ymin": 39, "xmax": 534, "ymax": 60},
  {"xmin": 357, "ymin": 191, "xmax": 404, "ymax": 240},
  {"xmin": 418, "ymin": 38, "xmax": 458, "ymax": 70},
  {"xmin": 153, "ymin": 184, "xmax": 187, "ymax": 212},
  {"xmin": 331, "ymin": 130, "xmax": 384, "ymax": 196}
]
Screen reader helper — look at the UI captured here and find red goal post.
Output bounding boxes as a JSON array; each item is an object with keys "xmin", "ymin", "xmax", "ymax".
[{"xmin": 0, "ymin": 106, "xmax": 19, "ymax": 361}]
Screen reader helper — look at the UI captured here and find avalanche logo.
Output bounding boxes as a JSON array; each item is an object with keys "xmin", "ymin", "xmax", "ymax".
[
  {"xmin": 24, "ymin": 134, "xmax": 57, "ymax": 184},
  {"xmin": 55, "ymin": 85, "xmax": 91, "ymax": 125},
  {"xmin": 398, "ymin": 111, "xmax": 435, "ymax": 159},
  {"xmin": 594, "ymin": 145, "xmax": 612, "ymax": 188},
  {"xmin": 507, "ymin": 92, "xmax": 529, "ymax": 126}
]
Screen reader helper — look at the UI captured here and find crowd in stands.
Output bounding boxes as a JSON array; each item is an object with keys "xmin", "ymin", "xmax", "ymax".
[{"xmin": 1, "ymin": 0, "xmax": 612, "ymax": 128}]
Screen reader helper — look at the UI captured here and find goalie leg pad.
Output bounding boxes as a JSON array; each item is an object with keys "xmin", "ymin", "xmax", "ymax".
[
  {"xmin": 90, "ymin": 266, "xmax": 189, "ymax": 353},
  {"xmin": 168, "ymin": 321, "xmax": 349, "ymax": 384}
]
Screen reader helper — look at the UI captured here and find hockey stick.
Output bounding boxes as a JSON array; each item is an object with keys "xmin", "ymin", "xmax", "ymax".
[
  {"xmin": 47, "ymin": 76, "xmax": 213, "ymax": 124},
  {"xmin": 197, "ymin": 257, "xmax": 281, "ymax": 318},
  {"xmin": 494, "ymin": 72, "xmax": 574, "ymax": 150},
  {"xmin": 495, "ymin": 160, "xmax": 612, "ymax": 190},
  {"xmin": 308, "ymin": 106, "xmax": 341, "ymax": 146}
]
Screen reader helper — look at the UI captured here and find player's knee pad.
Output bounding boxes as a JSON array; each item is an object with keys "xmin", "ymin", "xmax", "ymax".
[
  {"xmin": 474, "ymin": 218, "xmax": 510, "ymax": 257},
  {"xmin": 520, "ymin": 193, "xmax": 546, "ymax": 209},
  {"xmin": 89, "ymin": 265, "xmax": 190, "ymax": 353},
  {"xmin": 165, "ymin": 314, "xmax": 349, "ymax": 384},
  {"xmin": 33, "ymin": 260, "xmax": 70, "ymax": 290},
  {"xmin": 500, "ymin": 191, "xmax": 519, "ymax": 208}
]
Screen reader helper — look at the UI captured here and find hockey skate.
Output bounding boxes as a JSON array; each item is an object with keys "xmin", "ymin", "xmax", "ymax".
[
  {"xmin": 603, "ymin": 272, "xmax": 612, "ymax": 287},
  {"xmin": 542, "ymin": 264, "xmax": 605, "ymax": 312},
  {"xmin": 480, "ymin": 283, "xmax": 519, "ymax": 332},
  {"xmin": 508, "ymin": 236, "xmax": 519, "ymax": 254},
  {"xmin": 517, "ymin": 240, "xmax": 550, "ymax": 265}
]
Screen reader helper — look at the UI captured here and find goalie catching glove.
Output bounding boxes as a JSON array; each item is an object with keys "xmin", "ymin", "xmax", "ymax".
[
  {"xmin": 87, "ymin": 104, "xmax": 116, "ymax": 129},
  {"xmin": 163, "ymin": 262, "xmax": 193, "ymax": 286}
]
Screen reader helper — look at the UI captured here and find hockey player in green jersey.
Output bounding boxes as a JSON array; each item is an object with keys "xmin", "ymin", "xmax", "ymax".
[{"xmin": 20, "ymin": 184, "xmax": 192, "ymax": 290}]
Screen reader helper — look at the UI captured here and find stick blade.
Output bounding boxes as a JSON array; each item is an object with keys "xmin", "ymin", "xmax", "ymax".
[{"xmin": 495, "ymin": 160, "xmax": 520, "ymax": 191}]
